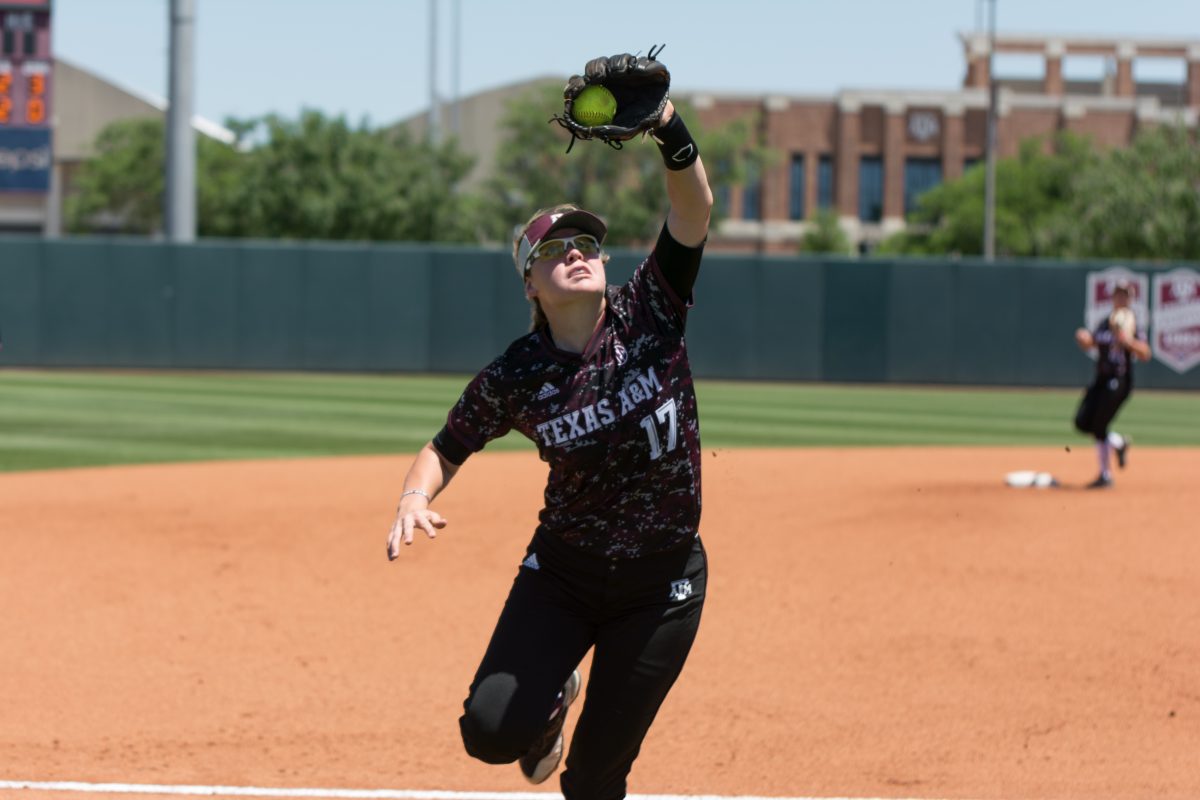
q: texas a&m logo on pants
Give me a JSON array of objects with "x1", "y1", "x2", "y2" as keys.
[
  {"x1": 668, "y1": 578, "x2": 693, "y2": 602},
  {"x1": 1151, "y1": 268, "x2": 1200, "y2": 374}
]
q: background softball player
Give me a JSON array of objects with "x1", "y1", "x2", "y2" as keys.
[
  {"x1": 1073, "y1": 279, "x2": 1152, "y2": 488},
  {"x1": 386, "y1": 50, "x2": 713, "y2": 800}
]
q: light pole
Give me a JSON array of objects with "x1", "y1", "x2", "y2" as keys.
[
  {"x1": 983, "y1": 0, "x2": 997, "y2": 261},
  {"x1": 451, "y1": 0, "x2": 460, "y2": 136},
  {"x1": 165, "y1": 0, "x2": 196, "y2": 242},
  {"x1": 428, "y1": 0, "x2": 440, "y2": 144}
]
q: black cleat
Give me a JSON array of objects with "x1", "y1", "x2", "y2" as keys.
[
  {"x1": 1086, "y1": 474, "x2": 1113, "y2": 489},
  {"x1": 1115, "y1": 440, "x2": 1129, "y2": 469},
  {"x1": 519, "y1": 669, "x2": 581, "y2": 784}
]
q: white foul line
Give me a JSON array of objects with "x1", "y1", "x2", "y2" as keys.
[{"x1": 0, "y1": 780, "x2": 965, "y2": 800}]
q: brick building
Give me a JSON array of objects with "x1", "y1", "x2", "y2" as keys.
[{"x1": 691, "y1": 33, "x2": 1200, "y2": 253}]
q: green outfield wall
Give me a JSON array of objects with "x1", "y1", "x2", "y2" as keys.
[{"x1": 1, "y1": 236, "x2": 1197, "y2": 389}]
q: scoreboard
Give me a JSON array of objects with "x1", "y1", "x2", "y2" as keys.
[{"x1": 0, "y1": 0, "x2": 51, "y2": 192}]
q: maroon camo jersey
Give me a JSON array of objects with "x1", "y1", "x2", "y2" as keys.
[
  {"x1": 1091, "y1": 316, "x2": 1147, "y2": 381},
  {"x1": 435, "y1": 240, "x2": 702, "y2": 558}
]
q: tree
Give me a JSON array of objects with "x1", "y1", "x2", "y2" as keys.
[
  {"x1": 66, "y1": 117, "x2": 242, "y2": 236},
  {"x1": 1064, "y1": 125, "x2": 1200, "y2": 260},
  {"x1": 67, "y1": 110, "x2": 479, "y2": 242},
  {"x1": 879, "y1": 126, "x2": 1200, "y2": 261},
  {"x1": 478, "y1": 84, "x2": 772, "y2": 248},
  {"x1": 879, "y1": 132, "x2": 1095, "y2": 258},
  {"x1": 220, "y1": 111, "x2": 477, "y2": 242},
  {"x1": 800, "y1": 208, "x2": 851, "y2": 255}
]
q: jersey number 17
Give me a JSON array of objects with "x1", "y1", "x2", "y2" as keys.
[{"x1": 639, "y1": 398, "x2": 679, "y2": 460}]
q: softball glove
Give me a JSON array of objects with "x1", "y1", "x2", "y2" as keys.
[{"x1": 552, "y1": 44, "x2": 671, "y2": 151}]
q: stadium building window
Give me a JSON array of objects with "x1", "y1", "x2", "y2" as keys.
[
  {"x1": 817, "y1": 155, "x2": 835, "y2": 210},
  {"x1": 742, "y1": 163, "x2": 762, "y2": 221},
  {"x1": 714, "y1": 159, "x2": 731, "y2": 218},
  {"x1": 2, "y1": 31, "x2": 13, "y2": 56},
  {"x1": 858, "y1": 156, "x2": 883, "y2": 222},
  {"x1": 904, "y1": 157, "x2": 943, "y2": 215},
  {"x1": 789, "y1": 155, "x2": 805, "y2": 220},
  {"x1": 23, "y1": 31, "x2": 34, "y2": 56}
]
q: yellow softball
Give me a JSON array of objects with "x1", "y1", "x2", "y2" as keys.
[{"x1": 572, "y1": 85, "x2": 617, "y2": 126}]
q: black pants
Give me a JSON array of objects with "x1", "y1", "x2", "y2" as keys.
[
  {"x1": 1074, "y1": 375, "x2": 1131, "y2": 440},
  {"x1": 459, "y1": 530, "x2": 707, "y2": 800}
]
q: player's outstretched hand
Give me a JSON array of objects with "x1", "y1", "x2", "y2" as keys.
[{"x1": 387, "y1": 509, "x2": 448, "y2": 559}]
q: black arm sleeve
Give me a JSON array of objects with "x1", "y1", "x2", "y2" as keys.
[
  {"x1": 431, "y1": 425, "x2": 471, "y2": 466},
  {"x1": 654, "y1": 222, "x2": 704, "y2": 301}
]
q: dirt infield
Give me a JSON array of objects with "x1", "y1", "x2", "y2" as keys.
[{"x1": 2, "y1": 446, "x2": 1198, "y2": 799}]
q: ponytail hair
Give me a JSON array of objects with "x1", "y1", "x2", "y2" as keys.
[{"x1": 529, "y1": 298, "x2": 548, "y2": 331}]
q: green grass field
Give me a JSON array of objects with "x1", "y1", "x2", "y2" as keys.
[{"x1": 1, "y1": 369, "x2": 1197, "y2": 472}]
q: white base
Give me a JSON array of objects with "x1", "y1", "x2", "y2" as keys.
[{"x1": 1005, "y1": 470, "x2": 1058, "y2": 488}]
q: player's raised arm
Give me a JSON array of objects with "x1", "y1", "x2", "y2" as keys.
[
  {"x1": 552, "y1": 46, "x2": 712, "y2": 247},
  {"x1": 1118, "y1": 328, "x2": 1152, "y2": 361},
  {"x1": 655, "y1": 100, "x2": 712, "y2": 248}
]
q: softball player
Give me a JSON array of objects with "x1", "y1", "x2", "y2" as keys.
[
  {"x1": 386, "y1": 97, "x2": 712, "y2": 799},
  {"x1": 1072, "y1": 279, "x2": 1151, "y2": 488}
]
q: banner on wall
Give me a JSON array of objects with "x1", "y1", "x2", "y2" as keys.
[
  {"x1": 1150, "y1": 268, "x2": 1200, "y2": 374},
  {"x1": 0, "y1": 127, "x2": 51, "y2": 190},
  {"x1": 1084, "y1": 267, "x2": 1149, "y2": 341}
]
